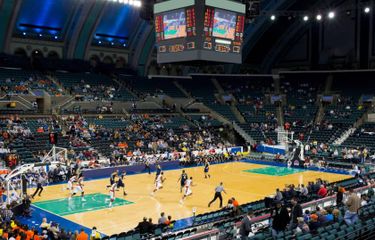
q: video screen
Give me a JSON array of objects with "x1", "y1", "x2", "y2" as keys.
[
  {"x1": 212, "y1": 9, "x2": 237, "y2": 40},
  {"x1": 163, "y1": 9, "x2": 187, "y2": 40}
]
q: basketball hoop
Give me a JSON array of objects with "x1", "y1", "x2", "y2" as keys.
[{"x1": 276, "y1": 127, "x2": 294, "y2": 151}]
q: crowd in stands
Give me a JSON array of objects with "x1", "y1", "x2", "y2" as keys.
[
  {"x1": 0, "y1": 73, "x2": 62, "y2": 96},
  {"x1": 0, "y1": 217, "x2": 101, "y2": 240},
  {"x1": 237, "y1": 174, "x2": 375, "y2": 239}
]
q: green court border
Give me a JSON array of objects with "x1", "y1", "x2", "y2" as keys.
[{"x1": 33, "y1": 193, "x2": 134, "y2": 216}]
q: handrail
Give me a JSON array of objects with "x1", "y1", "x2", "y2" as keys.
[{"x1": 180, "y1": 229, "x2": 219, "y2": 240}]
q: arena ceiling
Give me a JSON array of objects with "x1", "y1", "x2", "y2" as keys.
[
  {"x1": 0, "y1": 0, "x2": 356, "y2": 74},
  {"x1": 0, "y1": 0, "x2": 151, "y2": 63}
]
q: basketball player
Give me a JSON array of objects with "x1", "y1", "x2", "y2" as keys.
[
  {"x1": 180, "y1": 177, "x2": 194, "y2": 204},
  {"x1": 151, "y1": 172, "x2": 165, "y2": 196},
  {"x1": 67, "y1": 175, "x2": 77, "y2": 192},
  {"x1": 107, "y1": 170, "x2": 119, "y2": 188},
  {"x1": 70, "y1": 176, "x2": 86, "y2": 201},
  {"x1": 117, "y1": 172, "x2": 127, "y2": 196},
  {"x1": 177, "y1": 170, "x2": 188, "y2": 193},
  {"x1": 155, "y1": 164, "x2": 162, "y2": 178},
  {"x1": 204, "y1": 160, "x2": 211, "y2": 179},
  {"x1": 107, "y1": 182, "x2": 117, "y2": 208}
]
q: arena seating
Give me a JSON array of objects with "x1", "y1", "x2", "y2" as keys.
[
  {"x1": 342, "y1": 123, "x2": 375, "y2": 150},
  {"x1": 123, "y1": 76, "x2": 186, "y2": 98},
  {"x1": 55, "y1": 72, "x2": 123, "y2": 100},
  {"x1": 218, "y1": 75, "x2": 274, "y2": 104},
  {"x1": 0, "y1": 68, "x2": 61, "y2": 95},
  {"x1": 105, "y1": 173, "x2": 374, "y2": 240}
]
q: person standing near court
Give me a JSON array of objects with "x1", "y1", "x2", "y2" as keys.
[
  {"x1": 289, "y1": 197, "x2": 302, "y2": 230},
  {"x1": 144, "y1": 160, "x2": 151, "y2": 174},
  {"x1": 32, "y1": 173, "x2": 46, "y2": 198},
  {"x1": 208, "y1": 182, "x2": 226, "y2": 208},
  {"x1": 239, "y1": 209, "x2": 254, "y2": 239}
]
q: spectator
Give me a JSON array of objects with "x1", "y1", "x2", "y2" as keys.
[
  {"x1": 274, "y1": 189, "x2": 283, "y2": 202},
  {"x1": 317, "y1": 185, "x2": 327, "y2": 198},
  {"x1": 239, "y1": 210, "x2": 254, "y2": 240},
  {"x1": 271, "y1": 201, "x2": 289, "y2": 237},
  {"x1": 295, "y1": 217, "x2": 309, "y2": 234},
  {"x1": 135, "y1": 217, "x2": 151, "y2": 234},
  {"x1": 147, "y1": 218, "x2": 155, "y2": 234},
  {"x1": 90, "y1": 227, "x2": 101, "y2": 240},
  {"x1": 76, "y1": 229, "x2": 89, "y2": 240},
  {"x1": 336, "y1": 186, "x2": 345, "y2": 206},
  {"x1": 299, "y1": 184, "x2": 308, "y2": 199},
  {"x1": 158, "y1": 212, "x2": 167, "y2": 225},
  {"x1": 360, "y1": 194, "x2": 368, "y2": 206},
  {"x1": 40, "y1": 218, "x2": 50, "y2": 232},
  {"x1": 165, "y1": 216, "x2": 173, "y2": 229},
  {"x1": 344, "y1": 188, "x2": 361, "y2": 225},
  {"x1": 308, "y1": 214, "x2": 320, "y2": 233},
  {"x1": 289, "y1": 197, "x2": 302, "y2": 230}
]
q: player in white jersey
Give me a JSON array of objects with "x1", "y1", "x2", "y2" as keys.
[
  {"x1": 67, "y1": 175, "x2": 77, "y2": 192},
  {"x1": 69, "y1": 176, "x2": 86, "y2": 201},
  {"x1": 180, "y1": 177, "x2": 194, "y2": 204},
  {"x1": 108, "y1": 182, "x2": 117, "y2": 208},
  {"x1": 151, "y1": 172, "x2": 165, "y2": 196}
]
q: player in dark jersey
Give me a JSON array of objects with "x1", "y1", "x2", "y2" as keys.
[
  {"x1": 155, "y1": 164, "x2": 162, "y2": 178},
  {"x1": 177, "y1": 170, "x2": 188, "y2": 193},
  {"x1": 117, "y1": 172, "x2": 127, "y2": 196},
  {"x1": 204, "y1": 160, "x2": 211, "y2": 179},
  {"x1": 107, "y1": 170, "x2": 119, "y2": 188}
]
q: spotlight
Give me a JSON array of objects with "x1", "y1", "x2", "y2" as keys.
[
  {"x1": 54, "y1": 36, "x2": 58, "y2": 39},
  {"x1": 119, "y1": 0, "x2": 124, "y2": 3},
  {"x1": 303, "y1": 16, "x2": 309, "y2": 21},
  {"x1": 316, "y1": 14, "x2": 322, "y2": 21},
  {"x1": 111, "y1": 42, "x2": 114, "y2": 45},
  {"x1": 39, "y1": 33, "x2": 42, "y2": 37},
  {"x1": 123, "y1": 44, "x2": 126, "y2": 47},
  {"x1": 328, "y1": 11, "x2": 335, "y2": 19},
  {"x1": 22, "y1": 32, "x2": 26, "y2": 36},
  {"x1": 124, "y1": 0, "x2": 129, "y2": 3},
  {"x1": 270, "y1": 15, "x2": 276, "y2": 21},
  {"x1": 98, "y1": 41, "x2": 102, "y2": 44},
  {"x1": 129, "y1": 0, "x2": 134, "y2": 5},
  {"x1": 364, "y1": 7, "x2": 370, "y2": 13},
  {"x1": 134, "y1": 0, "x2": 141, "y2": 7}
]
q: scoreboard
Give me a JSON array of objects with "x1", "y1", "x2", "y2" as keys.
[{"x1": 154, "y1": 0, "x2": 246, "y2": 64}]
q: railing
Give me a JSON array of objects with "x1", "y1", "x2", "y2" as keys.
[{"x1": 184, "y1": 183, "x2": 375, "y2": 240}]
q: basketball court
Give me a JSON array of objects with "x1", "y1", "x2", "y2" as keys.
[{"x1": 28, "y1": 161, "x2": 350, "y2": 235}]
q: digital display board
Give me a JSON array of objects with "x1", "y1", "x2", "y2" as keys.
[
  {"x1": 212, "y1": 9, "x2": 236, "y2": 40},
  {"x1": 154, "y1": 0, "x2": 246, "y2": 64},
  {"x1": 163, "y1": 9, "x2": 187, "y2": 40}
]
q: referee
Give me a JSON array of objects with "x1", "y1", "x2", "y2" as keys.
[
  {"x1": 208, "y1": 182, "x2": 226, "y2": 208},
  {"x1": 32, "y1": 173, "x2": 46, "y2": 198}
]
